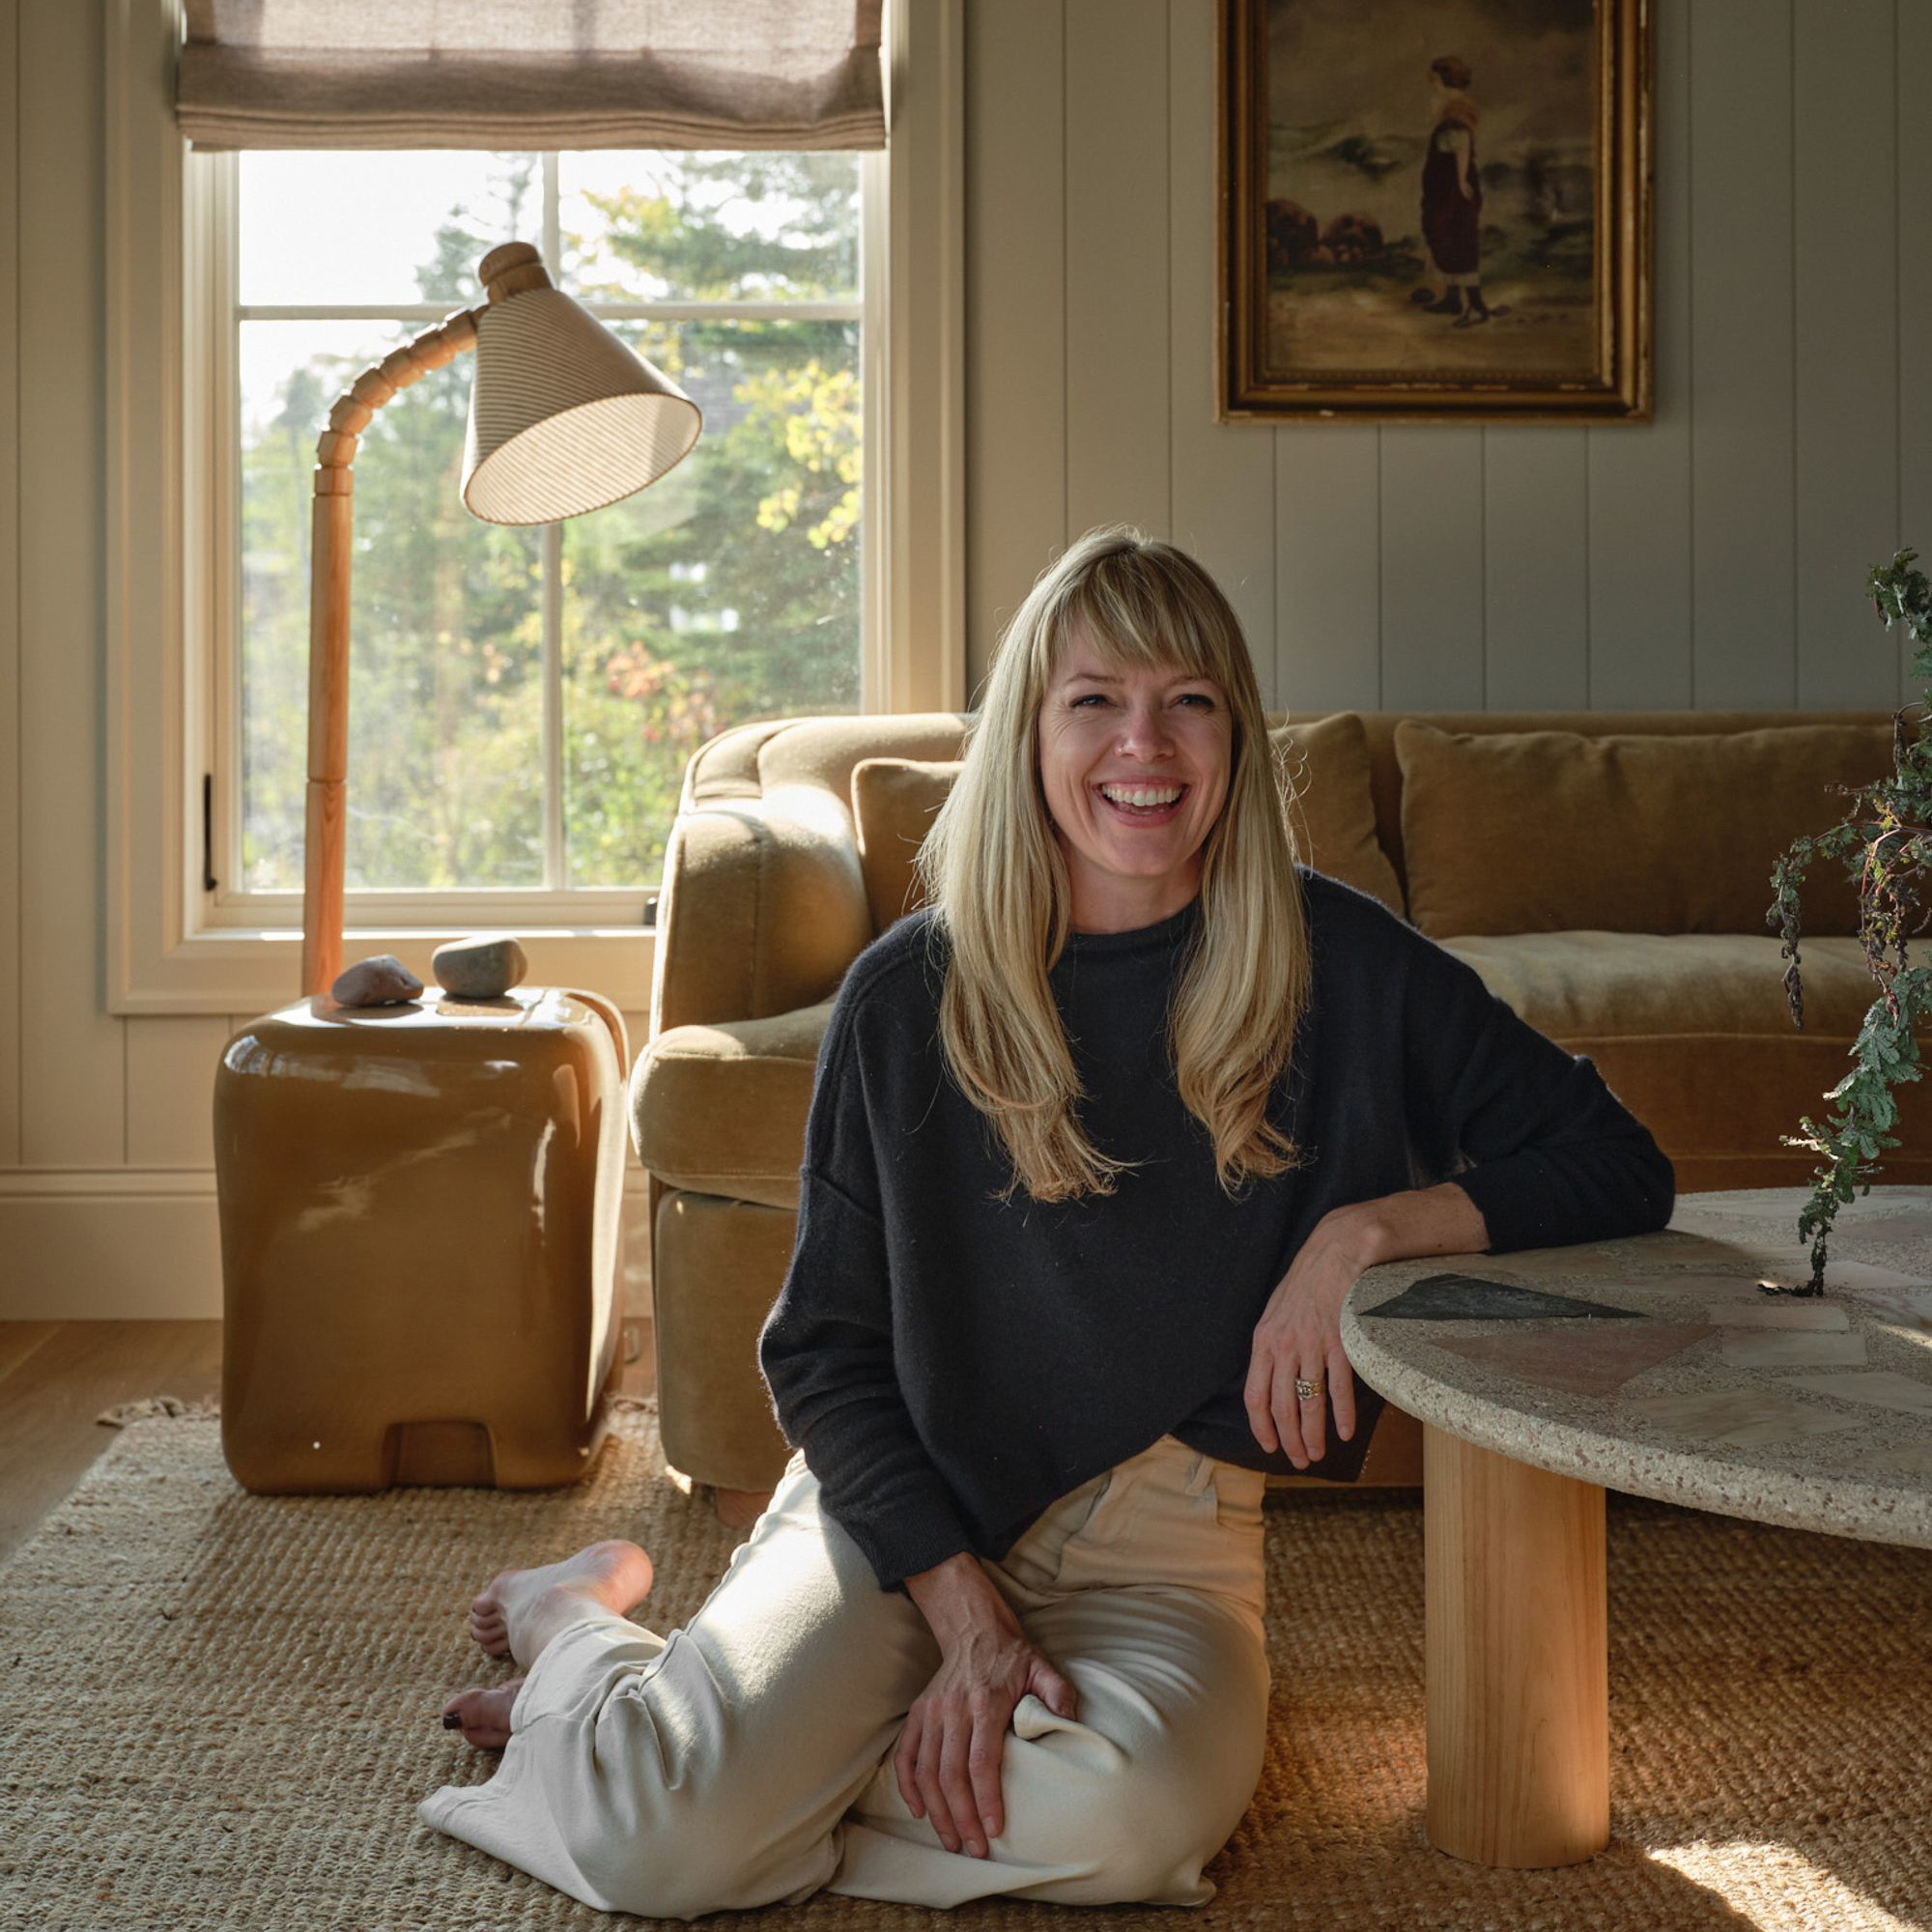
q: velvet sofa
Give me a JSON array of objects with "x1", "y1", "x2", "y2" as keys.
[{"x1": 631, "y1": 707, "x2": 1931, "y2": 1507}]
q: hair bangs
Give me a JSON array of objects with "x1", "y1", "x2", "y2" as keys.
[{"x1": 1048, "y1": 554, "x2": 1220, "y2": 688}]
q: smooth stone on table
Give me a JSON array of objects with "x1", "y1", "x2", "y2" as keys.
[
  {"x1": 329, "y1": 953, "x2": 423, "y2": 1007},
  {"x1": 432, "y1": 933, "x2": 527, "y2": 999}
]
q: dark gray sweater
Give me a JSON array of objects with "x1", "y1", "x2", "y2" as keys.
[{"x1": 757, "y1": 868, "x2": 1675, "y2": 1593}]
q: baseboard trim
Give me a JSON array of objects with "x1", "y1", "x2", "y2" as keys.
[
  {"x1": 0, "y1": 1178, "x2": 224, "y2": 1318},
  {"x1": 0, "y1": 1168, "x2": 216, "y2": 1197},
  {"x1": 0, "y1": 1169, "x2": 655, "y2": 1320}
]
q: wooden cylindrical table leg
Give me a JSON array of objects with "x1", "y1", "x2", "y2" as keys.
[{"x1": 1423, "y1": 1423, "x2": 1608, "y2": 1867}]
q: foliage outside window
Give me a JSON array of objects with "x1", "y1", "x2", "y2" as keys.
[{"x1": 236, "y1": 150, "x2": 864, "y2": 899}]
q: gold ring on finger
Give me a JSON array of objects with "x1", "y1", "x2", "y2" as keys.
[{"x1": 1294, "y1": 1377, "x2": 1325, "y2": 1400}]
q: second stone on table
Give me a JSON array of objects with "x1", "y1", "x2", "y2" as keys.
[{"x1": 433, "y1": 933, "x2": 527, "y2": 1000}]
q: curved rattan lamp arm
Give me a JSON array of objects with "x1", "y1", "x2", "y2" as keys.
[
  {"x1": 298, "y1": 250, "x2": 554, "y2": 997},
  {"x1": 300, "y1": 313, "x2": 475, "y2": 996}
]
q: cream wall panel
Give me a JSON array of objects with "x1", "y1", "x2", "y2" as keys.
[
  {"x1": 1904, "y1": 0, "x2": 1932, "y2": 696},
  {"x1": 1167, "y1": 0, "x2": 1273, "y2": 695},
  {"x1": 1274, "y1": 430, "x2": 1379, "y2": 714},
  {"x1": 1689, "y1": 0, "x2": 1796, "y2": 709},
  {"x1": 1793, "y1": 0, "x2": 1899, "y2": 710},
  {"x1": 126, "y1": 1016, "x2": 229, "y2": 1170},
  {"x1": 0, "y1": 0, "x2": 18, "y2": 1169},
  {"x1": 963, "y1": 0, "x2": 1066, "y2": 696},
  {"x1": 1586, "y1": 0, "x2": 1692, "y2": 710},
  {"x1": 1065, "y1": 0, "x2": 1171, "y2": 543},
  {"x1": 0, "y1": 1185, "x2": 223, "y2": 1319},
  {"x1": 1379, "y1": 428, "x2": 1486, "y2": 710},
  {"x1": 19, "y1": 0, "x2": 120, "y2": 1166},
  {"x1": 1483, "y1": 430, "x2": 1589, "y2": 711}
]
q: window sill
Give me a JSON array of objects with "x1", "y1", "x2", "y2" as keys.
[{"x1": 109, "y1": 922, "x2": 657, "y2": 1017}]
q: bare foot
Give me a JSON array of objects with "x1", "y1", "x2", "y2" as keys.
[
  {"x1": 441, "y1": 1677, "x2": 525, "y2": 1749},
  {"x1": 469, "y1": 1540, "x2": 655, "y2": 1664}
]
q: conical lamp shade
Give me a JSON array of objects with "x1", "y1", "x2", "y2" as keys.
[{"x1": 461, "y1": 287, "x2": 703, "y2": 526}]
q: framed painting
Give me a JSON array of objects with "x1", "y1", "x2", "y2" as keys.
[{"x1": 1217, "y1": 0, "x2": 1652, "y2": 421}]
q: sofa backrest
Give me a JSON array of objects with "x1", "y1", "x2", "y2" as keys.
[
  {"x1": 681, "y1": 706, "x2": 1911, "y2": 941},
  {"x1": 682, "y1": 712, "x2": 973, "y2": 813},
  {"x1": 1350, "y1": 709, "x2": 1908, "y2": 906}
]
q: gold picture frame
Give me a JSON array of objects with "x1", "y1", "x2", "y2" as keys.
[{"x1": 1217, "y1": 0, "x2": 1652, "y2": 423}]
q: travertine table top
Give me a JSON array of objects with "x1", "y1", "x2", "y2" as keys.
[{"x1": 1340, "y1": 1185, "x2": 1932, "y2": 1548}]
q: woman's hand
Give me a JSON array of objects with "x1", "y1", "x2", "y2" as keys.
[
  {"x1": 1247, "y1": 1187, "x2": 1491, "y2": 1463},
  {"x1": 1244, "y1": 1208, "x2": 1371, "y2": 1466},
  {"x1": 893, "y1": 1605, "x2": 1078, "y2": 1860}
]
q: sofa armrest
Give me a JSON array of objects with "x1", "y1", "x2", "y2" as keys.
[
  {"x1": 652, "y1": 780, "x2": 873, "y2": 1037},
  {"x1": 631, "y1": 1000, "x2": 833, "y2": 1209}
]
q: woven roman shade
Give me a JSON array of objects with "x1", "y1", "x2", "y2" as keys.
[{"x1": 177, "y1": 0, "x2": 886, "y2": 152}]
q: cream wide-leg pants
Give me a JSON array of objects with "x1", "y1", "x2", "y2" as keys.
[{"x1": 418, "y1": 1433, "x2": 1271, "y2": 1919}]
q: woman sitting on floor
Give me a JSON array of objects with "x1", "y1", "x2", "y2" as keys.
[{"x1": 420, "y1": 525, "x2": 1674, "y2": 1918}]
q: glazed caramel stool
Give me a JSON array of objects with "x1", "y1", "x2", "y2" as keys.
[{"x1": 213, "y1": 985, "x2": 630, "y2": 1493}]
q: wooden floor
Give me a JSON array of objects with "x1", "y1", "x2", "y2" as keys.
[{"x1": 0, "y1": 1318, "x2": 656, "y2": 1568}]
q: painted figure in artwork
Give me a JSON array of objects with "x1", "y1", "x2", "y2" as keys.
[{"x1": 1419, "y1": 54, "x2": 1489, "y2": 327}]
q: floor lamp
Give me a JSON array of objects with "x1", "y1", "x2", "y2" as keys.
[
  {"x1": 214, "y1": 242, "x2": 701, "y2": 1496},
  {"x1": 302, "y1": 239, "x2": 702, "y2": 995}
]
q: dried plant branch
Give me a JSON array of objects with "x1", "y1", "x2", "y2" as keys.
[{"x1": 1768, "y1": 549, "x2": 1932, "y2": 1291}]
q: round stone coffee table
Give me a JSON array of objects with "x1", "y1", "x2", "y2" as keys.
[{"x1": 1340, "y1": 1184, "x2": 1932, "y2": 1871}]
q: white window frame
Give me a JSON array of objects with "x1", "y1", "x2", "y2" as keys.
[
  {"x1": 202, "y1": 153, "x2": 869, "y2": 931},
  {"x1": 104, "y1": 0, "x2": 963, "y2": 1016}
]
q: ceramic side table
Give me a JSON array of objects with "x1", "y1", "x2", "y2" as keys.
[
  {"x1": 213, "y1": 985, "x2": 629, "y2": 1493},
  {"x1": 1341, "y1": 1185, "x2": 1932, "y2": 1871}
]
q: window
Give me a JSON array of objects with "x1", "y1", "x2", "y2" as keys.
[
  {"x1": 217, "y1": 147, "x2": 872, "y2": 926},
  {"x1": 106, "y1": 0, "x2": 962, "y2": 1015}
]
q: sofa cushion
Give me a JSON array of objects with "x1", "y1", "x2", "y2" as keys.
[
  {"x1": 1275, "y1": 713, "x2": 1405, "y2": 913},
  {"x1": 1445, "y1": 931, "x2": 1932, "y2": 1186},
  {"x1": 1395, "y1": 719, "x2": 1894, "y2": 938},
  {"x1": 851, "y1": 757, "x2": 956, "y2": 933},
  {"x1": 631, "y1": 1001, "x2": 832, "y2": 1210},
  {"x1": 1444, "y1": 932, "x2": 1886, "y2": 1039},
  {"x1": 851, "y1": 711, "x2": 1405, "y2": 933}
]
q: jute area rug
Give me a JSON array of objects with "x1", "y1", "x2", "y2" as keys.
[{"x1": 2, "y1": 1405, "x2": 1929, "y2": 1932}]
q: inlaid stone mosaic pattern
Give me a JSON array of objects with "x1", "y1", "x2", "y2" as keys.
[
  {"x1": 1366, "y1": 1275, "x2": 1645, "y2": 1322},
  {"x1": 1339, "y1": 1186, "x2": 1932, "y2": 1548}
]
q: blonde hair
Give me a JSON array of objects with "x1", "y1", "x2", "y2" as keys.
[{"x1": 916, "y1": 524, "x2": 1313, "y2": 1204}]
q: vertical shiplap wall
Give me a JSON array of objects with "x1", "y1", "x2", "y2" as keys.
[
  {"x1": 19, "y1": 0, "x2": 121, "y2": 1169},
  {"x1": 0, "y1": 0, "x2": 17, "y2": 1173},
  {"x1": 965, "y1": 0, "x2": 1929, "y2": 715},
  {"x1": 1908, "y1": 5, "x2": 1932, "y2": 586}
]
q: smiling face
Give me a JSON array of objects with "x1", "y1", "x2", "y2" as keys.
[{"x1": 1036, "y1": 629, "x2": 1234, "y2": 933}]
